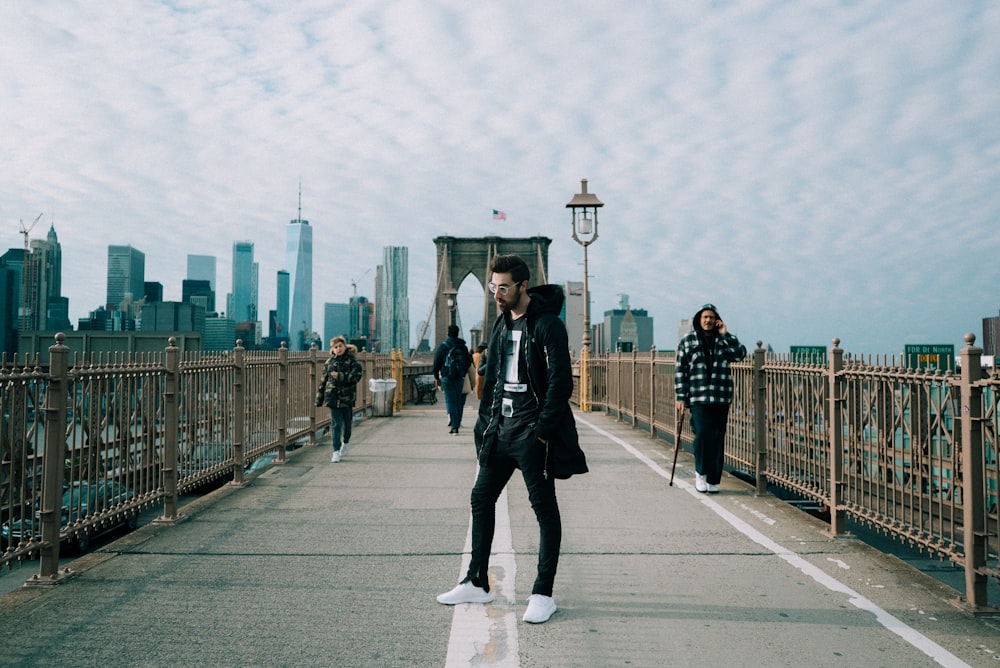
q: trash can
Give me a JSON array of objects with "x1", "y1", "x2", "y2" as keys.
[{"x1": 369, "y1": 378, "x2": 398, "y2": 417}]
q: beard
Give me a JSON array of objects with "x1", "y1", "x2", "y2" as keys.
[{"x1": 494, "y1": 286, "x2": 521, "y2": 313}]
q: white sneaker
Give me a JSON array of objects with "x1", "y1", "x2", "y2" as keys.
[
  {"x1": 331, "y1": 450, "x2": 341, "y2": 463},
  {"x1": 706, "y1": 482, "x2": 720, "y2": 493},
  {"x1": 695, "y1": 473, "x2": 708, "y2": 493},
  {"x1": 341, "y1": 442, "x2": 349, "y2": 456},
  {"x1": 523, "y1": 594, "x2": 557, "y2": 623},
  {"x1": 436, "y1": 581, "x2": 494, "y2": 605}
]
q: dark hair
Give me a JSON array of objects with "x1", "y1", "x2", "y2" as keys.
[
  {"x1": 447, "y1": 324, "x2": 459, "y2": 337},
  {"x1": 489, "y1": 254, "x2": 530, "y2": 285}
]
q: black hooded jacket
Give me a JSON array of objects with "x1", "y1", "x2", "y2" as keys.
[{"x1": 473, "y1": 284, "x2": 588, "y2": 479}]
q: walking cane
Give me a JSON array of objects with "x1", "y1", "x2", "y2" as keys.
[{"x1": 670, "y1": 408, "x2": 684, "y2": 486}]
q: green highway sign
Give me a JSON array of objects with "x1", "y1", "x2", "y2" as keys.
[
  {"x1": 903, "y1": 344, "x2": 954, "y2": 371},
  {"x1": 790, "y1": 345, "x2": 827, "y2": 363}
]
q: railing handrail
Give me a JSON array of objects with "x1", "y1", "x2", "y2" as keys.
[
  {"x1": 0, "y1": 336, "x2": 427, "y2": 584},
  {"x1": 576, "y1": 337, "x2": 998, "y2": 612},
  {"x1": 3, "y1": 333, "x2": 995, "y2": 611}
]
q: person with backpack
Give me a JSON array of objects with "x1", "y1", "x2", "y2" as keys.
[{"x1": 433, "y1": 324, "x2": 472, "y2": 435}]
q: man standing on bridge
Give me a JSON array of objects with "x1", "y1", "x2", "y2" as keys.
[
  {"x1": 436, "y1": 253, "x2": 587, "y2": 624},
  {"x1": 674, "y1": 303, "x2": 746, "y2": 493}
]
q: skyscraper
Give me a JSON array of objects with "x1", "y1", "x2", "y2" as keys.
[
  {"x1": 561, "y1": 280, "x2": 584, "y2": 357},
  {"x1": 182, "y1": 279, "x2": 215, "y2": 313},
  {"x1": 349, "y1": 295, "x2": 372, "y2": 345},
  {"x1": 41, "y1": 224, "x2": 70, "y2": 330},
  {"x1": 106, "y1": 245, "x2": 145, "y2": 311},
  {"x1": 286, "y1": 194, "x2": 312, "y2": 350},
  {"x1": 324, "y1": 302, "x2": 350, "y2": 345},
  {"x1": 44, "y1": 224, "x2": 62, "y2": 303},
  {"x1": 227, "y1": 241, "x2": 257, "y2": 323},
  {"x1": 187, "y1": 254, "x2": 216, "y2": 294},
  {"x1": 276, "y1": 269, "x2": 289, "y2": 338},
  {"x1": 376, "y1": 246, "x2": 409, "y2": 353},
  {"x1": 596, "y1": 295, "x2": 655, "y2": 353}
]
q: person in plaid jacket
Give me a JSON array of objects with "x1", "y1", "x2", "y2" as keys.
[{"x1": 674, "y1": 303, "x2": 746, "y2": 493}]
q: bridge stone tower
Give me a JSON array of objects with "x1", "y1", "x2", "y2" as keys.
[{"x1": 431, "y1": 236, "x2": 551, "y2": 348}]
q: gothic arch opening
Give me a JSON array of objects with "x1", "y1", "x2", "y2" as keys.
[{"x1": 423, "y1": 236, "x2": 551, "y2": 351}]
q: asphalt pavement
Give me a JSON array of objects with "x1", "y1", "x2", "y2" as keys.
[{"x1": 0, "y1": 399, "x2": 998, "y2": 667}]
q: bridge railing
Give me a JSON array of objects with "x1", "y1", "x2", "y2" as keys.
[
  {"x1": 5, "y1": 332, "x2": 994, "y2": 610},
  {"x1": 0, "y1": 336, "x2": 421, "y2": 584},
  {"x1": 578, "y1": 336, "x2": 998, "y2": 612}
]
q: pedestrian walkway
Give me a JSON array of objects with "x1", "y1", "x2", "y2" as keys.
[{"x1": 0, "y1": 401, "x2": 997, "y2": 667}]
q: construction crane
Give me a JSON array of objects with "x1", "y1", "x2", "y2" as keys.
[
  {"x1": 18, "y1": 213, "x2": 43, "y2": 332},
  {"x1": 350, "y1": 268, "x2": 372, "y2": 298}
]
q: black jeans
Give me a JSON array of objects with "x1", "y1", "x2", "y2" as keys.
[
  {"x1": 690, "y1": 403, "x2": 730, "y2": 485},
  {"x1": 464, "y1": 437, "x2": 561, "y2": 596},
  {"x1": 328, "y1": 406, "x2": 352, "y2": 451},
  {"x1": 441, "y1": 376, "x2": 464, "y2": 428}
]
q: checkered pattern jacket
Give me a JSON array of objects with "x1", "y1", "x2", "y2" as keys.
[{"x1": 674, "y1": 331, "x2": 746, "y2": 406}]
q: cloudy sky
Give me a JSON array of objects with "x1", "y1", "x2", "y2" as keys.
[{"x1": 3, "y1": 1, "x2": 998, "y2": 356}]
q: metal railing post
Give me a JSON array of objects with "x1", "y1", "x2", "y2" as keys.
[
  {"x1": 156, "y1": 337, "x2": 183, "y2": 524},
  {"x1": 753, "y1": 341, "x2": 768, "y2": 496},
  {"x1": 649, "y1": 346, "x2": 657, "y2": 439},
  {"x1": 630, "y1": 348, "x2": 638, "y2": 430},
  {"x1": 615, "y1": 352, "x2": 623, "y2": 423},
  {"x1": 828, "y1": 338, "x2": 846, "y2": 536},
  {"x1": 230, "y1": 340, "x2": 245, "y2": 486},
  {"x1": 309, "y1": 343, "x2": 323, "y2": 445},
  {"x1": 958, "y1": 333, "x2": 989, "y2": 611},
  {"x1": 29, "y1": 333, "x2": 72, "y2": 585},
  {"x1": 278, "y1": 342, "x2": 289, "y2": 459},
  {"x1": 394, "y1": 349, "x2": 404, "y2": 411}
]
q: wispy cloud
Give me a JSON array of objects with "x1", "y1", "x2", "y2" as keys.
[{"x1": 1, "y1": 1, "x2": 997, "y2": 354}]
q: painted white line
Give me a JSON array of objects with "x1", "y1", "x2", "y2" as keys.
[
  {"x1": 444, "y1": 484, "x2": 519, "y2": 667},
  {"x1": 576, "y1": 414, "x2": 971, "y2": 668},
  {"x1": 827, "y1": 557, "x2": 851, "y2": 570},
  {"x1": 739, "y1": 502, "x2": 777, "y2": 526}
]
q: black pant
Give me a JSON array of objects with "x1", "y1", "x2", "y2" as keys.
[
  {"x1": 328, "y1": 406, "x2": 352, "y2": 451},
  {"x1": 690, "y1": 403, "x2": 730, "y2": 485},
  {"x1": 441, "y1": 376, "x2": 464, "y2": 428},
  {"x1": 465, "y1": 437, "x2": 561, "y2": 596}
]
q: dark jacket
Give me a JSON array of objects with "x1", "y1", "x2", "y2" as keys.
[
  {"x1": 432, "y1": 335, "x2": 471, "y2": 381},
  {"x1": 315, "y1": 346, "x2": 364, "y2": 409},
  {"x1": 474, "y1": 284, "x2": 588, "y2": 479}
]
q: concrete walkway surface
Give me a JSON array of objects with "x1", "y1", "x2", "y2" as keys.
[{"x1": 0, "y1": 401, "x2": 998, "y2": 667}]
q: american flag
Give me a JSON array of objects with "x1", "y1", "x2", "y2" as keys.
[{"x1": 492, "y1": 209, "x2": 507, "y2": 221}]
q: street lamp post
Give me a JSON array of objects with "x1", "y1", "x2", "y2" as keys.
[
  {"x1": 443, "y1": 288, "x2": 458, "y2": 329},
  {"x1": 567, "y1": 178, "x2": 603, "y2": 412}
]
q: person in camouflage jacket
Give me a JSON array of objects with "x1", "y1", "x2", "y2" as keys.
[{"x1": 316, "y1": 336, "x2": 363, "y2": 462}]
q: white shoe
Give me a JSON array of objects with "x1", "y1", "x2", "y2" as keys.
[
  {"x1": 706, "y1": 482, "x2": 719, "y2": 493},
  {"x1": 523, "y1": 594, "x2": 557, "y2": 623},
  {"x1": 436, "y1": 581, "x2": 494, "y2": 605},
  {"x1": 341, "y1": 442, "x2": 349, "y2": 456},
  {"x1": 695, "y1": 473, "x2": 708, "y2": 493},
  {"x1": 331, "y1": 450, "x2": 341, "y2": 463}
]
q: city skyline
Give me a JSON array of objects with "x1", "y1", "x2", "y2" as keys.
[{"x1": 3, "y1": 4, "x2": 999, "y2": 354}]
